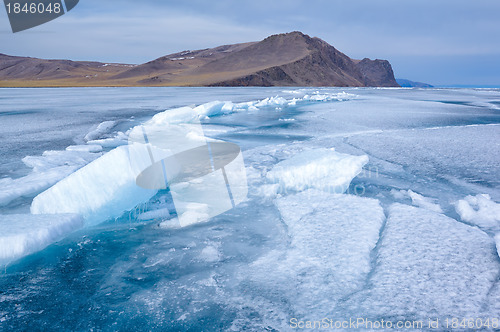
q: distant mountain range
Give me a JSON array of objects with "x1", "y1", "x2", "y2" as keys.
[
  {"x1": 0, "y1": 31, "x2": 399, "y2": 87},
  {"x1": 396, "y1": 78, "x2": 433, "y2": 88}
]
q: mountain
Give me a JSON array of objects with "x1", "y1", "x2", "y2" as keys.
[
  {"x1": 396, "y1": 78, "x2": 433, "y2": 88},
  {"x1": 0, "y1": 32, "x2": 399, "y2": 87},
  {"x1": 0, "y1": 53, "x2": 135, "y2": 86}
]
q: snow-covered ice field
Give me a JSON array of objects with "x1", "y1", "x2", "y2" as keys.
[{"x1": 0, "y1": 87, "x2": 499, "y2": 330}]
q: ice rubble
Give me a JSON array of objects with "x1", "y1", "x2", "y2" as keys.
[
  {"x1": 246, "y1": 190, "x2": 385, "y2": 319},
  {"x1": 191, "y1": 96, "x2": 293, "y2": 119},
  {"x1": 0, "y1": 213, "x2": 83, "y2": 265},
  {"x1": 455, "y1": 194, "x2": 500, "y2": 230},
  {"x1": 22, "y1": 148, "x2": 102, "y2": 172},
  {"x1": 86, "y1": 132, "x2": 129, "y2": 148},
  {"x1": 66, "y1": 144, "x2": 103, "y2": 153},
  {"x1": 391, "y1": 189, "x2": 443, "y2": 213},
  {"x1": 14, "y1": 92, "x2": 349, "y2": 211},
  {"x1": 189, "y1": 91, "x2": 355, "y2": 119},
  {"x1": 84, "y1": 121, "x2": 116, "y2": 141},
  {"x1": 343, "y1": 203, "x2": 500, "y2": 323},
  {"x1": 30, "y1": 104, "x2": 231, "y2": 226},
  {"x1": 406, "y1": 190, "x2": 443, "y2": 213},
  {"x1": 0, "y1": 91, "x2": 357, "y2": 269},
  {"x1": 266, "y1": 148, "x2": 368, "y2": 194},
  {"x1": 31, "y1": 145, "x2": 157, "y2": 226},
  {"x1": 194, "y1": 101, "x2": 236, "y2": 117},
  {"x1": 29, "y1": 106, "x2": 207, "y2": 225},
  {"x1": 19, "y1": 94, "x2": 353, "y2": 235}
]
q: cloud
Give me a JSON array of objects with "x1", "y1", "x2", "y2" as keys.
[{"x1": 0, "y1": 4, "x2": 270, "y2": 63}]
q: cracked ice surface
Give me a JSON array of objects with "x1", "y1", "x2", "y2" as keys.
[
  {"x1": 342, "y1": 203, "x2": 500, "y2": 326},
  {"x1": 241, "y1": 189, "x2": 385, "y2": 321}
]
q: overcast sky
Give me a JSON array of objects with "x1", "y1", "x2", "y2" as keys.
[{"x1": 1, "y1": 0, "x2": 499, "y2": 86}]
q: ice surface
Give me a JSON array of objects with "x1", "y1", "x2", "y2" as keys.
[
  {"x1": 455, "y1": 194, "x2": 500, "y2": 230},
  {"x1": 266, "y1": 148, "x2": 368, "y2": 194},
  {"x1": 485, "y1": 282, "x2": 500, "y2": 323},
  {"x1": 343, "y1": 203, "x2": 500, "y2": 323},
  {"x1": 0, "y1": 213, "x2": 83, "y2": 265},
  {"x1": 1, "y1": 87, "x2": 499, "y2": 329},
  {"x1": 245, "y1": 190, "x2": 385, "y2": 319},
  {"x1": 346, "y1": 124, "x2": 500, "y2": 193},
  {"x1": 31, "y1": 146, "x2": 157, "y2": 226}
]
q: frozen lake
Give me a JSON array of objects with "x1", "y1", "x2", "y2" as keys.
[{"x1": 0, "y1": 87, "x2": 499, "y2": 330}]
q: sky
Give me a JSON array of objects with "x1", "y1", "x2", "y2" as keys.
[{"x1": 1, "y1": 0, "x2": 499, "y2": 86}]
